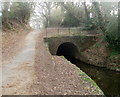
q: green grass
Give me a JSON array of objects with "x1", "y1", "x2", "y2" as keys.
[
  {"x1": 60, "y1": 56, "x2": 65, "y2": 59},
  {"x1": 108, "y1": 50, "x2": 119, "y2": 60},
  {"x1": 94, "y1": 42, "x2": 101, "y2": 48}
]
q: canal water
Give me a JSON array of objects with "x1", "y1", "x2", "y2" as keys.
[{"x1": 65, "y1": 56, "x2": 120, "y2": 96}]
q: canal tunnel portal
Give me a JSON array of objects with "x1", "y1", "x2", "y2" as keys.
[
  {"x1": 56, "y1": 42, "x2": 80, "y2": 60},
  {"x1": 44, "y1": 35, "x2": 98, "y2": 61}
]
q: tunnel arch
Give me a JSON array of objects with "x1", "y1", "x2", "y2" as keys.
[{"x1": 56, "y1": 42, "x2": 80, "y2": 60}]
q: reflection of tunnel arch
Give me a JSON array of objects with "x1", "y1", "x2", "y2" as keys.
[{"x1": 56, "y1": 42, "x2": 80, "y2": 60}]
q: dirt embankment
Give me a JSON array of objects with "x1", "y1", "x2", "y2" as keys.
[
  {"x1": 2, "y1": 20, "x2": 31, "y2": 64},
  {"x1": 81, "y1": 40, "x2": 120, "y2": 72}
]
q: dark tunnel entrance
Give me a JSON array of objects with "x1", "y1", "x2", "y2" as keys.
[{"x1": 56, "y1": 42, "x2": 80, "y2": 61}]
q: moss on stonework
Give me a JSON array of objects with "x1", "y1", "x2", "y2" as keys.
[
  {"x1": 60, "y1": 56, "x2": 66, "y2": 59},
  {"x1": 80, "y1": 36, "x2": 86, "y2": 41},
  {"x1": 73, "y1": 65, "x2": 104, "y2": 95}
]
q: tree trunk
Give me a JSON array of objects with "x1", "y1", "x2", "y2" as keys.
[
  {"x1": 3, "y1": 2, "x2": 10, "y2": 24},
  {"x1": 83, "y1": 2, "x2": 90, "y2": 22},
  {"x1": 92, "y1": 2, "x2": 106, "y2": 33},
  {"x1": 118, "y1": 2, "x2": 120, "y2": 38},
  {"x1": 46, "y1": 2, "x2": 51, "y2": 27}
]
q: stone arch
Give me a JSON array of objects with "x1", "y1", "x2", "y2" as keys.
[{"x1": 56, "y1": 42, "x2": 80, "y2": 60}]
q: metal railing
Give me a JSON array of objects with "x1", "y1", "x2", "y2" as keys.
[{"x1": 45, "y1": 27, "x2": 87, "y2": 37}]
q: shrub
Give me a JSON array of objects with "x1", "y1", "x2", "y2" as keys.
[{"x1": 105, "y1": 17, "x2": 120, "y2": 53}]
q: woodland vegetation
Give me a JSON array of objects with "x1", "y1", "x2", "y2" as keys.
[
  {"x1": 1, "y1": 2, "x2": 35, "y2": 30},
  {"x1": 1, "y1": 1, "x2": 120, "y2": 54}
]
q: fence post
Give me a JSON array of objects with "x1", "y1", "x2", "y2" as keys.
[
  {"x1": 58, "y1": 27, "x2": 59, "y2": 35},
  {"x1": 46, "y1": 27, "x2": 47, "y2": 37},
  {"x1": 69, "y1": 27, "x2": 70, "y2": 34}
]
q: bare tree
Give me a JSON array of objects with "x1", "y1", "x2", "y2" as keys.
[
  {"x1": 92, "y1": 1, "x2": 106, "y2": 33},
  {"x1": 37, "y1": 2, "x2": 57, "y2": 27},
  {"x1": 2, "y1": 2, "x2": 10, "y2": 24},
  {"x1": 83, "y1": 2, "x2": 90, "y2": 23}
]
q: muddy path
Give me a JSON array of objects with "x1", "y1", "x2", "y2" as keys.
[{"x1": 2, "y1": 30, "x2": 40, "y2": 95}]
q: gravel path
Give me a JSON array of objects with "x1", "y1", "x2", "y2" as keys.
[
  {"x1": 2, "y1": 30, "x2": 29, "y2": 65},
  {"x1": 2, "y1": 30, "x2": 40, "y2": 95}
]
